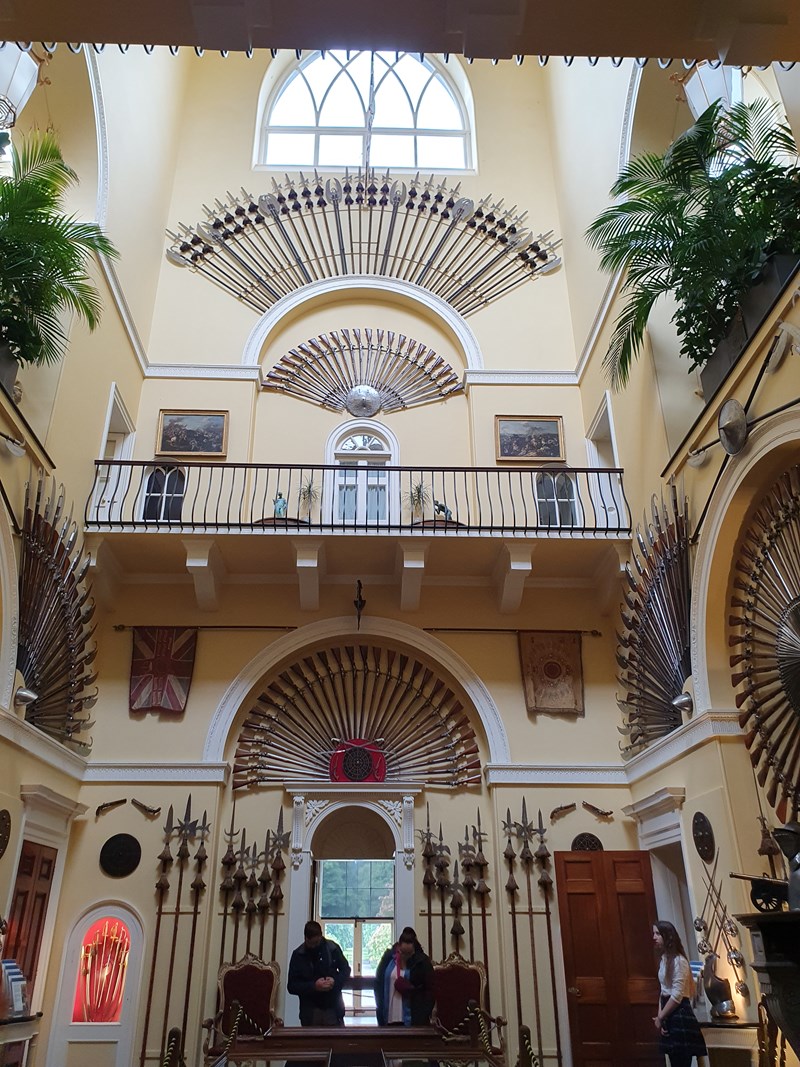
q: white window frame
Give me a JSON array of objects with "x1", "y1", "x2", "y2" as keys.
[
  {"x1": 324, "y1": 419, "x2": 400, "y2": 528},
  {"x1": 254, "y1": 51, "x2": 477, "y2": 174}
]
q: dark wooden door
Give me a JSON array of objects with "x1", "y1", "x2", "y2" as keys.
[
  {"x1": 555, "y1": 850, "x2": 661, "y2": 1067},
  {"x1": 5, "y1": 839, "x2": 58, "y2": 992}
]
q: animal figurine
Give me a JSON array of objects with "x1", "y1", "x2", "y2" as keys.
[{"x1": 433, "y1": 499, "x2": 452, "y2": 521}]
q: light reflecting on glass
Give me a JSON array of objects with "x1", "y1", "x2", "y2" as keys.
[
  {"x1": 417, "y1": 136, "x2": 465, "y2": 170},
  {"x1": 319, "y1": 73, "x2": 364, "y2": 127},
  {"x1": 373, "y1": 72, "x2": 414, "y2": 128},
  {"x1": 265, "y1": 132, "x2": 315, "y2": 166},
  {"x1": 269, "y1": 73, "x2": 315, "y2": 126},
  {"x1": 371, "y1": 134, "x2": 414, "y2": 168},
  {"x1": 418, "y1": 78, "x2": 462, "y2": 130},
  {"x1": 318, "y1": 134, "x2": 364, "y2": 167}
]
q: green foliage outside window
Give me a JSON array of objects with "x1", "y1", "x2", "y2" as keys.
[{"x1": 319, "y1": 859, "x2": 394, "y2": 919}]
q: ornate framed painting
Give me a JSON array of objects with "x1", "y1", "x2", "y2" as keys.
[
  {"x1": 518, "y1": 630, "x2": 584, "y2": 716},
  {"x1": 156, "y1": 410, "x2": 228, "y2": 458},
  {"x1": 495, "y1": 416, "x2": 564, "y2": 462}
]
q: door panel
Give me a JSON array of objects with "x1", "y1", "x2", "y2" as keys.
[{"x1": 556, "y1": 850, "x2": 661, "y2": 1067}]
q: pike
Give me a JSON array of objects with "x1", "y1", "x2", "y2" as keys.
[
  {"x1": 180, "y1": 809, "x2": 209, "y2": 1057},
  {"x1": 519, "y1": 800, "x2": 544, "y2": 1065},
  {"x1": 419, "y1": 803, "x2": 435, "y2": 953},
  {"x1": 458, "y1": 824, "x2": 476, "y2": 961},
  {"x1": 219, "y1": 800, "x2": 239, "y2": 969},
  {"x1": 503, "y1": 808, "x2": 523, "y2": 1032},
  {"x1": 160, "y1": 795, "x2": 195, "y2": 1061},
  {"x1": 139, "y1": 805, "x2": 174, "y2": 1067},
  {"x1": 535, "y1": 809, "x2": 562, "y2": 1067},
  {"x1": 270, "y1": 809, "x2": 289, "y2": 963},
  {"x1": 473, "y1": 809, "x2": 491, "y2": 1014},
  {"x1": 258, "y1": 830, "x2": 272, "y2": 960},
  {"x1": 230, "y1": 828, "x2": 248, "y2": 963},
  {"x1": 435, "y1": 823, "x2": 450, "y2": 959}
]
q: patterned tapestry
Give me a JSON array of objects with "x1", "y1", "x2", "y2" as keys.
[
  {"x1": 518, "y1": 631, "x2": 584, "y2": 716},
  {"x1": 130, "y1": 627, "x2": 198, "y2": 713}
]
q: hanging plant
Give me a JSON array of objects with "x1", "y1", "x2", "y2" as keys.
[{"x1": 587, "y1": 98, "x2": 800, "y2": 388}]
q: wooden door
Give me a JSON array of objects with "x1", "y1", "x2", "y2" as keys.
[
  {"x1": 555, "y1": 850, "x2": 661, "y2": 1067},
  {"x1": 5, "y1": 839, "x2": 58, "y2": 992}
]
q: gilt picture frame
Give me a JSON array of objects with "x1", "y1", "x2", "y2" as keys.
[
  {"x1": 156, "y1": 410, "x2": 229, "y2": 458},
  {"x1": 495, "y1": 415, "x2": 565, "y2": 462}
]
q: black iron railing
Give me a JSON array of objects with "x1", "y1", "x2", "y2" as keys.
[{"x1": 85, "y1": 461, "x2": 631, "y2": 536}]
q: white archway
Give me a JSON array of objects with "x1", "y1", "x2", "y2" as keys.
[
  {"x1": 690, "y1": 408, "x2": 800, "y2": 713},
  {"x1": 241, "y1": 276, "x2": 484, "y2": 371},
  {"x1": 203, "y1": 615, "x2": 510, "y2": 765}
]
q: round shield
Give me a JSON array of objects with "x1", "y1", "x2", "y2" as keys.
[{"x1": 100, "y1": 833, "x2": 142, "y2": 878}]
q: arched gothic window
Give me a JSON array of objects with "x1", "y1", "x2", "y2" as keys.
[
  {"x1": 326, "y1": 421, "x2": 399, "y2": 528},
  {"x1": 260, "y1": 51, "x2": 473, "y2": 171}
]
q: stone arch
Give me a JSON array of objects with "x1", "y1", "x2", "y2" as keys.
[
  {"x1": 204, "y1": 615, "x2": 510, "y2": 766},
  {"x1": 690, "y1": 408, "x2": 800, "y2": 712}
]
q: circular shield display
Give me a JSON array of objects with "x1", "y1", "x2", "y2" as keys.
[
  {"x1": 100, "y1": 833, "x2": 142, "y2": 878},
  {"x1": 692, "y1": 811, "x2": 715, "y2": 863},
  {"x1": 329, "y1": 738, "x2": 387, "y2": 783}
]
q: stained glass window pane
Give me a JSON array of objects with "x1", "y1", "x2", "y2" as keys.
[
  {"x1": 318, "y1": 134, "x2": 363, "y2": 167},
  {"x1": 417, "y1": 135, "x2": 465, "y2": 169},
  {"x1": 269, "y1": 74, "x2": 316, "y2": 126},
  {"x1": 373, "y1": 72, "x2": 414, "y2": 129},
  {"x1": 265, "y1": 132, "x2": 315, "y2": 166},
  {"x1": 371, "y1": 134, "x2": 415, "y2": 168},
  {"x1": 417, "y1": 77, "x2": 463, "y2": 130}
]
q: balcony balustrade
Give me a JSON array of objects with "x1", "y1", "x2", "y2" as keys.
[{"x1": 85, "y1": 461, "x2": 630, "y2": 537}]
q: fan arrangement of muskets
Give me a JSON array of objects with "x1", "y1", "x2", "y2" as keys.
[
  {"x1": 616, "y1": 485, "x2": 692, "y2": 755},
  {"x1": 166, "y1": 171, "x2": 561, "y2": 319},
  {"x1": 264, "y1": 328, "x2": 463, "y2": 414},
  {"x1": 17, "y1": 472, "x2": 97, "y2": 751},
  {"x1": 730, "y1": 464, "x2": 800, "y2": 823},
  {"x1": 233, "y1": 642, "x2": 482, "y2": 788}
]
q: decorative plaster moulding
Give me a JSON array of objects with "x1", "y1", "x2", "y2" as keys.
[
  {"x1": 463, "y1": 370, "x2": 578, "y2": 387},
  {"x1": 0, "y1": 711, "x2": 86, "y2": 781},
  {"x1": 623, "y1": 712, "x2": 742, "y2": 785},
  {"x1": 485, "y1": 763, "x2": 627, "y2": 785},
  {"x1": 622, "y1": 787, "x2": 686, "y2": 823},
  {"x1": 83, "y1": 762, "x2": 230, "y2": 783},
  {"x1": 144, "y1": 364, "x2": 263, "y2": 382},
  {"x1": 283, "y1": 783, "x2": 422, "y2": 798}
]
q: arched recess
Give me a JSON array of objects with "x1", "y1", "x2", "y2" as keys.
[
  {"x1": 204, "y1": 615, "x2": 510, "y2": 767},
  {"x1": 0, "y1": 494, "x2": 19, "y2": 711},
  {"x1": 242, "y1": 277, "x2": 484, "y2": 371},
  {"x1": 46, "y1": 901, "x2": 145, "y2": 1067},
  {"x1": 284, "y1": 794, "x2": 416, "y2": 1025},
  {"x1": 691, "y1": 409, "x2": 800, "y2": 713}
]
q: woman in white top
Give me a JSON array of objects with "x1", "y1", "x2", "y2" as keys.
[{"x1": 653, "y1": 921, "x2": 707, "y2": 1067}]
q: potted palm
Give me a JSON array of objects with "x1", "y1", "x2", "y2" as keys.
[
  {"x1": 0, "y1": 129, "x2": 118, "y2": 389},
  {"x1": 587, "y1": 98, "x2": 800, "y2": 391}
]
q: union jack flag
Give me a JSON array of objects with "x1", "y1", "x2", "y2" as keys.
[{"x1": 130, "y1": 627, "x2": 198, "y2": 713}]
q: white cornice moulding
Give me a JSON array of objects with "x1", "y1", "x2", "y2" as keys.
[
  {"x1": 144, "y1": 364, "x2": 263, "y2": 382},
  {"x1": 485, "y1": 763, "x2": 627, "y2": 785},
  {"x1": 464, "y1": 369, "x2": 578, "y2": 386},
  {"x1": 0, "y1": 711, "x2": 86, "y2": 781},
  {"x1": 623, "y1": 712, "x2": 742, "y2": 785},
  {"x1": 83, "y1": 762, "x2": 230, "y2": 783},
  {"x1": 283, "y1": 783, "x2": 422, "y2": 797}
]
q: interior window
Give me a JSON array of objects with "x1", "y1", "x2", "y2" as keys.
[{"x1": 262, "y1": 51, "x2": 472, "y2": 171}]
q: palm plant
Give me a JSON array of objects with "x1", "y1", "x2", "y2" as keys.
[
  {"x1": 0, "y1": 130, "x2": 118, "y2": 366},
  {"x1": 587, "y1": 98, "x2": 800, "y2": 389}
]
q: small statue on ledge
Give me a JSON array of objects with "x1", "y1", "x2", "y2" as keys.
[{"x1": 273, "y1": 492, "x2": 288, "y2": 519}]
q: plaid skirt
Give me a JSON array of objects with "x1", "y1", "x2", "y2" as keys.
[{"x1": 659, "y1": 996, "x2": 708, "y2": 1057}]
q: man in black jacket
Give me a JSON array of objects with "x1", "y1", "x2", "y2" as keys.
[{"x1": 287, "y1": 921, "x2": 351, "y2": 1027}]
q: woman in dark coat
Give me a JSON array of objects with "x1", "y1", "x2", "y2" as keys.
[
  {"x1": 375, "y1": 927, "x2": 435, "y2": 1026},
  {"x1": 652, "y1": 920, "x2": 707, "y2": 1067}
]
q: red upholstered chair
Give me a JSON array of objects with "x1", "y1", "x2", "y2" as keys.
[
  {"x1": 431, "y1": 953, "x2": 506, "y2": 1067},
  {"x1": 202, "y1": 954, "x2": 281, "y2": 1060}
]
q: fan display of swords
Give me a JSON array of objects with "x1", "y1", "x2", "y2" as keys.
[
  {"x1": 693, "y1": 849, "x2": 749, "y2": 1011},
  {"x1": 233, "y1": 642, "x2": 482, "y2": 788},
  {"x1": 139, "y1": 796, "x2": 212, "y2": 1067},
  {"x1": 17, "y1": 472, "x2": 98, "y2": 751},
  {"x1": 264, "y1": 328, "x2": 463, "y2": 415},
  {"x1": 166, "y1": 171, "x2": 561, "y2": 319},
  {"x1": 616, "y1": 485, "x2": 692, "y2": 755},
  {"x1": 730, "y1": 463, "x2": 800, "y2": 823}
]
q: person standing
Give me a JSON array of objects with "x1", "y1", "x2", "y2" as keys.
[
  {"x1": 375, "y1": 927, "x2": 435, "y2": 1027},
  {"x1": 288, "y1": 921, "x2": 351, "y2": 1027},
  {"x1": 652, "y1": 921, "x2": 707, "y2": 1067}
]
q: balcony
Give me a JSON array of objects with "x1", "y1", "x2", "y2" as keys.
[
  {"x1": 86, "y1": 461, "x2": 630, "y2": 536},
  {"x1": 84, "y1": 462, "x2": 631, "y2": 610}
]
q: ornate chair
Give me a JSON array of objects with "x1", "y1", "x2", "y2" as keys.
[
  {"x1": 431, "y1": 952, "x2": 507, "y2": 1067},
  {"x1": 202, "y1": 954, "x2": 281, "y2": 1061}
]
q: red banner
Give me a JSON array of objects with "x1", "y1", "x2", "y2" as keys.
[{"x1": 130, "y1": 627, "x2": 198, "y2": 714}]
